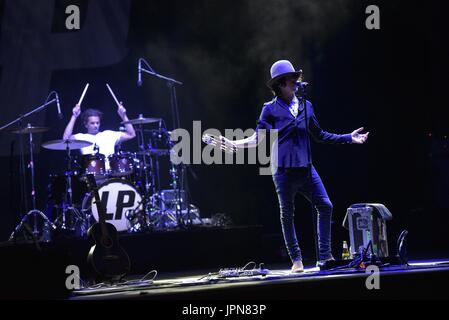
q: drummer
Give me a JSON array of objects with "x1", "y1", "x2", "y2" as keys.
[{"x1": 62, "y1": 103, "x2": 136, "y2": 161}]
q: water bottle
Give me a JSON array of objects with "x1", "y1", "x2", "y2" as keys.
[{"x1": 342, "y1": 241, "x2": 350, "y2": 260}]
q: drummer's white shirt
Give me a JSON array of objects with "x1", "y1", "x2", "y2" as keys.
[{"x1": 73, "y1": 130, "x2": 122, "y2": 158}]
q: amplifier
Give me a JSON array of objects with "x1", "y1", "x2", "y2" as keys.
[{"x1": 342, "y1": 203, "x2": 393, "y2": 258}]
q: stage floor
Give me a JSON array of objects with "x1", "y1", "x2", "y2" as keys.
[
  {"x1": 1, "y1": 226, "x2": 448, "y2": 300},
  {"x1": 70, "y1": 258, "x2": 449, "y2": 300}
]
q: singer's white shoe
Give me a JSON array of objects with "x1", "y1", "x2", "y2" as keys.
[{"x1": 291, "y1": 260, "x2": 304, "y2": 273}]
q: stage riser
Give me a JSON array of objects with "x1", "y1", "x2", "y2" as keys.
[{"x1": 0, "y1": 226, "x2": 263, "y2": 299}]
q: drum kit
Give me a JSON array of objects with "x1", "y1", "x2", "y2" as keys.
[{"x1": 8, "y1": 116, "x2": 200, "y2": 242}]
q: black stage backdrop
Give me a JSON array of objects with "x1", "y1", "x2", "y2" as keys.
[{"x1": 0, "y1": 0, "x2": 447, "y2": 260}]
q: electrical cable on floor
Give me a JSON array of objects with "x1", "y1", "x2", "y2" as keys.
[{"x1": 197, "y1": 261, "x2": 269, "y2": 281}]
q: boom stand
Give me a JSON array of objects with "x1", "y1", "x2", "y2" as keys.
[
  {"x1": 139, "y1": 58, "x2": 191, "y2": 228},
  {"x1": 9, "y1": 125, "x2": 56, "y2": 241},
  {"x1": 1, "y1": 96, "x2": 59, "y2": 242},
  {"x1": 134, "y1": 121, "x2": 153, "y2": 230},
  {"x1": 296, "y1": 85, "x2": 320, "y2": 263}
]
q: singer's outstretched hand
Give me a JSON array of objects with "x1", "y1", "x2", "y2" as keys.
[
  {"x1": 351, "y1": 127, "x2": 369, "y2": 144},
  {"x1": 72, "y1": 104, "x2": 81, "y2": 118}
]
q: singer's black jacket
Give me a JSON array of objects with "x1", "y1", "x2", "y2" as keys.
[{"x1": 256, "y1": 97, "x2": 352, "y2": 168}]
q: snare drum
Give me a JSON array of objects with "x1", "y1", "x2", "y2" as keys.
[
  {"x1": 82, "y1": 179, "x2": 142, "y2": 232},
  {"x1": 82, "y1": 153, "x2": 106, "y2": 177},
  {"x1": 108, "y1": 152, "x2": 135, "y2": 177}
]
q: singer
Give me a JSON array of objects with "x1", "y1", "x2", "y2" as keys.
[
  {"x1": 221, "y1": 60, "x2": 369, "y2": 272},
  {"x1": 62, "y1": 104, "x2": 136, "y2": 162}
]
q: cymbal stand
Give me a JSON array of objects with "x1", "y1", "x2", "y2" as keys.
[
  {"x1": 0, "y1": 93, "x2": 59, "y2": 241},
  {"x1": 9, "y1": 124, "x2": 56, "y2": 241},
  {"x1": 167, "y1": 162, "x2": 185, "y2": 228},
  {"x1": 132, "y1": 121, "x2": 154, "y2": 230},
  {"x1": 54, "y1": 142, "x2": 85, "y2": 235},
  {"x1": 18, "y1": 120, "x2": 29, "y2": 217},
  {"x1": 137, "y1": 58, "x2": 189, "y2": 229},
  {"x1": 149, "y1": 126, "x2": 178, "y2": 229},
  {"x1": 171, "y1": 163, "x2": 200, "y2": 228},
  {"x1": 147, "y1": 126, "x2": 164, "y2": 206},
  {"x1": 135, "y1": 120, "x2": 151, "y2": 195},
  {"x1": 148, "y1": 147, "x2": 158, "y2": 200},
  {"x1": 144, "y1": 146, "x2": 167, "y2": 229}
]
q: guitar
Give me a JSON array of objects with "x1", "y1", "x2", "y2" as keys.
[
  {"x1": 84, "y1": 174, "x2": 130, "y2": 281},
  {"x1": 201, "y1": 133, "x2": 237, "y2": 154}
]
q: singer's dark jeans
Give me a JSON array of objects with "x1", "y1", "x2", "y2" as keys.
[{"x1": 272, "y1": 166, "x2": 334, "y2": 263}]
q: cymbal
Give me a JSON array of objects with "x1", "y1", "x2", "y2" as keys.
[
  {"x1": 121, "y1": 116, "x2": 161, "y2": 125},
  {"x1": 42, "y1": 139, "x2": 93, "y2": 150},
  {"x1": 11, "y1": 126, "x2": 49, "y2": 134}
]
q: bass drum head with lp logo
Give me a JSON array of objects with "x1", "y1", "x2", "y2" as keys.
[{"x1": 82, "y1": 179, "x2": 142, "y2": 232}]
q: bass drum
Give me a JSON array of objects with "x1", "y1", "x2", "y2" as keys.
[{"x1": 82, "y1": 179, "x2": 142, "y2": 232}]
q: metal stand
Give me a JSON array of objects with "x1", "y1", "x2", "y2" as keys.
[
  {"x1": 138, "y1": 58, "x2": 191, "y2": 229},
  {"x1": 53, "y1": 142, "x2": 86, "y2": 236},
  {"x1": 126, "y1": 120, "x2": 154, "y2": 232},
  {"x1": 9, "y1": 125, "x2": 56, "y2": 241},
  {"x1": 148, "y1": 127, "x2": 179, "y2": 230},
  {"x1": 0, "y1": 93, "x2": 60, "y2": 242},
  {"x1": 0, "y1": 93, "x2": 58, "y2": 132},
  {"x1": 295, "y1": 82, "x2": 320, "y2": 263},
  {"x1": 136, "y1": 120, "x2": 152, "y2": 196},
  {"x1": 18, "y1": 123, "x2": 29, "y2": 218}
]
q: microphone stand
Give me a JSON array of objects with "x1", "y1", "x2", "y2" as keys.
[
  {"x1": 1, "y1": 94, "x2": 59, "y2": 242},
  {"x1": 138, "y1": 58, "x2": 183, "y2": 130},
  {"x1": 0, "y1": 96, "x2": 57, "y2": 132},
  {"x1": 295, "y1": 85, "x2": 320, "y2": 263},
  {"x1": 138, "y1": 58, "x2": 190, "y2": 229},
  {"x1": 0, "y1": 93, "x2": 58, "y2": 216}
]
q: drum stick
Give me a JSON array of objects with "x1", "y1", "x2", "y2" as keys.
[
  {"x1": 77, "y1": 83, "x2": 89, "y2": 106},
  {"x1": 106, "y1": 83, "x2": 122, "y2": 108}
]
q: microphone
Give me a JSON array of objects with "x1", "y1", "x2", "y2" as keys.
[
  {"x1": 137, "y1": 60, "x2": 142, "y2": 87},
  {"x1": 158, "y1": 119, "x2": 162, "y2": 138},
  {"x1": 55, "y1": 93, "x2": 63, "y2": 119},
  {"x1": 295, "y1": 80, "x2": 309, "y2": 89}
]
